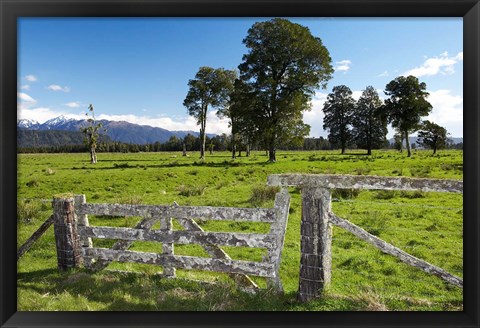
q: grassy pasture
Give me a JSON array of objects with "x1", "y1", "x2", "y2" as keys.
[{"x1": 17, "y1": 149, "x2": 463, "y2": 311}]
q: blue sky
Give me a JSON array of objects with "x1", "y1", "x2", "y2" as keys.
[{"x1": 18, "y1": 17, "x2": 463, "y2": 138}]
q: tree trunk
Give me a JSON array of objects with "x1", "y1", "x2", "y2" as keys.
[
  {"x1": 341, "y1": 145, "x2": 346, "y2": 155},
  {"x1": 367, "y1": 148, "x2": 372, "y2": 156},
  {"x1": 182, "y1": 144, "x2": 187, "y2": 156},
  {"x1": 90, "y1": 148, "x2": 97, "y2": 164},
  {"x1": 200, "y1": 106, "x2": 207, "y2": 160},
  {"x1": 268, "y1": 143, "x2": 276, "y2": 162},
  {"x1": 200, "y1": 128, "x2": 206, "y2": 160},
  {"x1": 433, "y1": 145, "x2": 437, "y2": 154},
  {"x1": 405, "y1": 130, "x2": 411, "y2": 157},
  {"x1": 231, "y1": 143, "x2": 236, "y2": 159},
  {"x1": 246, "y1": 144, "x2": 251, "y2": 157}
]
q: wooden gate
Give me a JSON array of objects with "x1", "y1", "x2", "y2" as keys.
[
  {"x1": 268, "y1": 174, "x2": 463, "y2": 302},
  {"x1": 52, "y1": 190, "x2": 290, "y2": 292}
]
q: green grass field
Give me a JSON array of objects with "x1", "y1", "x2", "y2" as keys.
[{"x1": 17, "y1": 149, "x2": 463, "y2": 311}]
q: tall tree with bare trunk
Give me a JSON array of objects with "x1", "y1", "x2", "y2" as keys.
[{"x1": 183, "y1": 66, "x2": 236, "y2": 160}]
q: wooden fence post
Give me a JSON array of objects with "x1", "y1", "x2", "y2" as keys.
[
  {"x1": 266, "y1": 189, "x2": 290, "y2": 292},
  {"x1": 160, "y1": 217, "x2": 176, "y2": 277},
  {"x1": 74, "y1": 195, "x2": 92, "y2": 248},
  {"x1": 53, "y1": 196, "x2": 83, "y2": 270},
  {"x1": 298, "y1": 187, "x2": 332, "y2": 302}
]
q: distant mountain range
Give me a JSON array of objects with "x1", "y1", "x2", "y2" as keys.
[
  {"x1": 18, "y1": 116, "x2": 214, "y2": 145},
  {"x1": 17, "y1": 115, "x2": 463, "y2": 148},
  {"x1": 17, "y1": 129, "x2": 113, "y2": 148}
]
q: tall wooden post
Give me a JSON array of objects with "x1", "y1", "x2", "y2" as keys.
[
  {"x1": 160, "y1": 217, "x2": 176, "y2": 277},
  {"x1": 53, "y1": 196, "x2": 83, "y2": 270},
  {"x1": 298, "y1": 187, "x2": 332, "y2": 302},
  {"x1": 266, "y1": 189, "x2": 290, "y2": 292},
  {"x1": 74, "y1": 195, "x2": 92, "y2": 248}
]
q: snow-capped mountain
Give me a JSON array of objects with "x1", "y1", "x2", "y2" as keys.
[
  {"x1": 41, "y1": 115, "x2": 80, "y2": 129},
  {"x1": 17, "y1": 116, "x2": 212, "y2": 144},
  {"x1": 17, "y1": 119, "x2": 40, "y2": 129}
]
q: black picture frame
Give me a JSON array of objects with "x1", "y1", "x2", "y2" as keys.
[{"x1": 1, "y1": 0, "x2": 479, "y2": 327}]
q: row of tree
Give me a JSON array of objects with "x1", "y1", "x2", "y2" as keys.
[
  {"x1": 322, "y1": 79, "x2": 450, "y2": 156},
  {"x1": 182, "y1": 18, "x2": 451, "y2": 162},
  {"x1": 77, "y1": 18, "x2": 452, "y2": 163},
  {"x1": 18, "y1": 131, "x2": 461, "y2": 154}
]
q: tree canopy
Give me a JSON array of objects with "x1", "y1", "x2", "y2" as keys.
[
  {"x1": 382, "y1": 75, "x2": 432, "y2": 157},
  {"x1": 352, "y1": 86, "x2": 387, "y2": 155},
  {"x1": 416, "y1": 120, "x2": 449, "y2": 154},
  {"x1": 322, "y1": 85, "x2": 355, "y2": 154},
  {"x1": 237, "y1": 18, "x2": 333, "y2": 162},
  {"x1": 183, "y1": 66, "x2": 237, "y2": 159}
]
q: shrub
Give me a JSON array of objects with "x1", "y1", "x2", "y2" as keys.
[
  {"x1": 332, "y1": 188, "x2": 360, "y2": 199},
  {"x1": 113, "y1": 163, "x2": 130, "y2": 168},
  {"x1": 177, "y1": 185, "x2": 206, "y2": 197},
  {"x1": 392, "y1": 168, "x2": 403, "y2": 176},
  {"x1": 250, "y1": 185, "x2": 280, "y2": 206},
  {"x1": 26, "y1": 179, "x2": 39, "y2": 187},
  {"x1": 399, "y1": 190, "x2": 426, "y2": 199},
  {"x1": 113, "y1": 194, "x2": 144, "y2": 205},
  {"x1": 410, "y1": 166, "x2": 431, "y2": 178},
  {"x1": 17, "y1": 199, "x2": 42, "y2": 224},
  {"x1": 354, "y1": 167, "x2": 371, "y2": 175},
  {"x1": 44, "y1": 168, "x2": 55, "y2": 175},
  {"x1": 374, "y1": 190, "x2": 397, "y2": 200},
  {"x1": 440, "y1": 163, "x2": 454, "y2": 171}
]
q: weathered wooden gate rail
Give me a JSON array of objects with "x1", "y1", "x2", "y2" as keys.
[
  {"x1": 267, "y1": 174, "x2": 463, "y2": 302},
  {"x1": 52, "y1": 190, "x2": 290, "y2": 292}
]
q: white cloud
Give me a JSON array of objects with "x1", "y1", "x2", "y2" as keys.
[
  {"x1": 378, "y1": 71, "x2": 389, "y2": 77},
  {"x1": 425, "y1": 89, "x2": 463, "y2": 136},
  {"x1": 335, "y1": 59, "x2": 352, "y2": 73},
  {"x1": 48, "y1": 84, "x2": 71, "y2": 92},
  {"x1": 403, "y1": 51, "x2": 463, "y2": 77},
  {"x1": 64, "y1": 101, "x2": 81, "y2": 108},
  {"x1": 25, "y1": 75, "x2": 37, "y2": 82},
  {"x1": 18, "y1": 107, "x2": 85, "y2": 123},
  {"x1": 21, "y1": 85, "x2": 30, "y2": 90},
  {"x1": 303, "y1": 92, "x2": 328, "y2": 137},
  {"x1": 351, "y1": 91, "x2": 362, "y2": 101},
  {"x1": 17, "y1": 92, "x2": 36, "y2": 103},
  {"x1": 96, "y1": 110, "x2": 231, "y2": 135}
]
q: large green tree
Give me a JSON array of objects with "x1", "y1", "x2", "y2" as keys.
[
  {"x1": 416, "y1": 120, "x2": 449, "y2": 154},
  {"x1": 352, "y1": 86, "x2": 387, "y2": 155},
  {"x1": 322, "y1": 85, "x2": 355, "y2": 154},
  {"x1": 237, "y1": 18, "x2": 333, "y2": 162},
  {"x1": 217, "y1": 79, "x2": 254, "y2": 159},
  {"x1": 183, "y1": 66, "x2": 236, "y2": 159},
  {"x1": 382, "y1": 75, "x2": 432, "y2": 157}
]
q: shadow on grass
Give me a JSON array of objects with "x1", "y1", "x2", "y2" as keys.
[
  {"x1": 71, "y1": 160, "x2": 275, "y2": 171},
  {"x1": 17, "y1": 268, "x2": 370, "y2": 311}
]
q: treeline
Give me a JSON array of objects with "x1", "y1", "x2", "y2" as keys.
[
  {"x1": 16, "y1": 130, "x2": 463, "y2": 154},
  {"x1": 18, "y1": 133, "x2": 331, "y2": 154}
]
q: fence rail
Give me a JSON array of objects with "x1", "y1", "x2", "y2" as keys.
[
  {"x1": 76, "y1": 203, "x2": 277, "y2": 222},
  {"x1": 267, "y1": 173, "x2": 463, "y2": 193},
  {"x1": 267, "y1": 173, "x2": 463, "y2": 302},
  {"x1": 52, "y1": 190, "x2": 290, "y2": 292}
]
